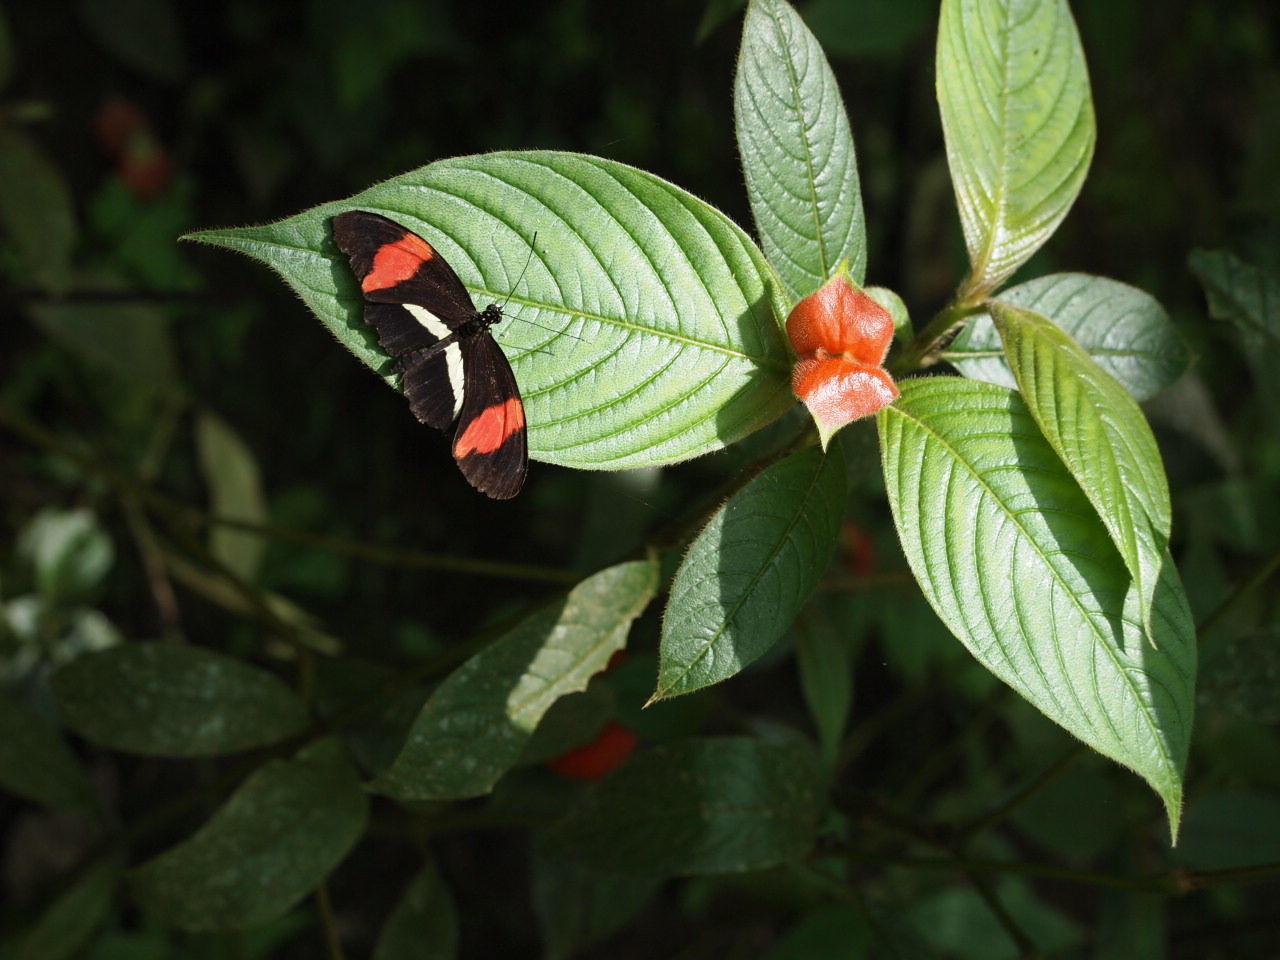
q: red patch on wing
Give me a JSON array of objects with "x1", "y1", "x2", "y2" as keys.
[
  {"x1": 363, "y1": 232, "x2": 436, "y2": 292},
  {"x1": 454, "y1": 398, "x2": 525, "y2": 457}
]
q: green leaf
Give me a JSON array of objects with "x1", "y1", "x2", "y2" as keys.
[
  {"x1": 18, "y1": 856, "x2": 122, "y2": 960},
  {"x1": 196, "y1": 411, "x2": 269, "y2": 581},
  {"x1": 989, "y1": 300, "x2": 1171, "y2": 641},
  {"x1": 130, "y1": 739, "x2": 368, "y2": 930},
  {"x1": 803, "y1": 0, "x2": 934, "y2": 59},
  {"x1": 877, "y1": 378, "x2": 1195, "y2": 835},
  {"x1": 654, "y1": 446, "x2": 846, "y2": 701},
  {"x1": 52, "y1": 642, "x2": 309, "y2": 757},
  {"x1": 1188, "y1": 248, "x2": 1280, "y2": 354},
  {"x1": 1176, "y1": 790, "x2": 1280, "y2": 869},
  {"x1": 0, "y1": 694, "x2": 96, "y2": 811},
  {"x1": 866, "y1": 285, "x2": 912, "y2": 344},
  {"x1": 543, "y1": 736, "x2": 824, "y2": 875},
  {"x1": 29, "y1": 295, "x2": 181, "y2": 391},
  {"x1": 937, "y1": 0, "x2": 1095, "y2": 297},
  {"x1": 533, "y1": 855, "x2": 662, "y2": 960},
  {"x1": 186, "y1": 152, "x2": 793, "y2": 470},
  {"x1": 0, "y1": 128, "x2": 77, "y2": 294},
  {"x1": 735, "y1": 0, "x2": 866, "y2": 298},
  {"x1": 945, "y1": 274, "x2": 1189, "y2": 401},
  {"x1": 17, "y1": 508, "x2": 114, "y2": 603},
  {"x1": 373, "y1": 863, "x2": 458, "y2": 960},
  {"x1": 372, "y1": 561, "x2": 658, "y2": 800},
  {"x1": 76, "y1": 0, "x2": 185, "y2": 81},
  {"x1": 763, "y1": 907, "x2": 871, "y2": 960},
  {"x1": 794, "y1": 606, "x2": 853, "y2": 774}
]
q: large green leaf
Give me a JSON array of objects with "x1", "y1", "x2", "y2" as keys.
[
  {"x1": 654, "y1": 446, "x2": 847, "y2": 701},
  {"x1": 0, "y1": 694, "x2": 96, "y2": 811},
  {"x1": 989, "y1": 300, "x2": 1171, "y2": 640},
  {"x1": 543, "y1": 736, "x2": 824, "y2": 874},
  {"x1": 937, "y1": 0, "x2": 1095, "y2": 297},
  {"x1": 945, "y1": 273, "x2": 1189, "y2": 401},
  {"x1": 877, "y1": 378, "x2": 1195, "y2": 835},
  {"x1": 373, "y1": 863, "x2": 458, "y2": 960},
  {"x1": 532, "y1": 855, "x2": 662, "y2": 960},
  {"x1": 735, "y1": 0, "x2": 865, "y2": 298},
  {"x1": 372, "y1": 561, "x2": 658, "y2": 800},
  {"x1": 52, "y1": 643, "x2": 309, "y2": 757},
  {"x1": 130, "y1": 739, "x2": 367, "y2": 930},
  {"x1": 1188, "y1": 248, "x2": 1280, "y2": 354},
  {"x1": 186, "y1": 152, "x2": 793, "y2": 469}
]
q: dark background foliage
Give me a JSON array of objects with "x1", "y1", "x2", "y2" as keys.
[{"x1": 3, "y1": 0, "x2": 1279, "y2": 957}]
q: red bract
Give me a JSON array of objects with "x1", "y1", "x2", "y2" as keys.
[
  {"x1": 786, "y1": 272, "x2": 899, "y2": 444},
  {"x1": 547, "y1": 721, "x2": 639, "y2": 781}
]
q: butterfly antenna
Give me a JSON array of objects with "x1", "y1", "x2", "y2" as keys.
[{"x1": 499, "y1": 232, "x2": 538, "y2": 313}]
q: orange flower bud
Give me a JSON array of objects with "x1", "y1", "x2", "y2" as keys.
[
  {"x1": 786, "y1": 271, "x2": 899, "y2": 444},
  {"x1": 547, "y1": 722, "x2": 639, "y2": 781}
]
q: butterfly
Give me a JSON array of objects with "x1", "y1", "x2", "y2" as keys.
[{"x1": 332, "y1": 211, "x2": 528, "y2": 499}]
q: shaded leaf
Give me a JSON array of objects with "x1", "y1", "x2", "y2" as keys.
[
  {"x1": 655, "y1": 446, "x2": 846, "y2": 700},
  {"x1": 52, "y1": 642, "x2": 309, "y2": 757},
  {"x1": 794, "y1": 606, "x2": 853, "y2": 774},
  {"x1": 131, "y1": 739, "x2": 368, "y2": 930},
  {"x1": 544, "y1": 737, "x2": 824, "y2": 875},
  {"x1": 373, "y1": 862, "x2": 458, "y2": 960},
  {"x1": 373, "y1": 561, "x2": 658, "y2": 800},
  {"x1": 196, "y1": 411, "x2": 269, "y2": 581},
  {"x1": 1188, "y1": 247, "x2": 1280, "y2": 354},
  {"x1": 990, "y1": 300, "x2": 1171, "y2": 639},
  {"x1": 1175, "y1": 790, "x2": 1280, "y2": 870},
  {"x1": 17, "y1": 508, "x2": 113, "y2": 603},
  {"x1": 76, "y1": 0, "x2": 184, "y2": 81},
  {"x1": 18, "y1": 856, "x2": 122, "y2": 960},
  {"x1": 533, "y1": 854, "x2": 662, "y2": 960},
  {"x1": 186, "y1": 152, "x2": 794, "y2": 470},
  {"x1": 945, "y1": 273, "x2": 1188, "y2": 401},
  {"x1": 0, "y1": 128, "x2": 77, "y2": 294},
  {"x1": 735, "y1": 0, "x2": 865, "y2": 298},
  {"x1": 29, "y1": 295, "x2": 181, "y2": 390},
  {"x1": 878, "y1": 377, "x2": 1195, "y2": 835},
  {"x1": 0, "y1": 694, "x2": 96, "y2": 811},
  {"x1": 937, "y1": 0, "x2": 1095, "y2": 296}
]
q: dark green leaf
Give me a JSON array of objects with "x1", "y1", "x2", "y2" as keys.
[
  {"x1": 794, "y1": 606, "x2": 852, "y2": 774},
  {"x1": 1175, "y1": 790, "x2": 1280, "y2": 870},
  {"x1": 186, "y1": 152, "x2": 793, "y2": 469},
  {"x1": 1188, "y1": 248, "x2": 1280, "y2": 354},
  {"x1": 373, "y1": 561, "x2": 658, "y2": 800},
  {"x1": 735, "y1": 0, "x2": 866, "y2": 297},
  {"x1": 803, "y1": 0, "x2": 934, "y2": 59},
  {"x1": 0, "y1": 128, "x2": 76, "y2": 294},
  {"x1": 937, "y1": 0, "x2": 1095, "y2": 297},
  {"x1": 52, "y1": 643, "x2": 309, "y2": 756},
  {"x1": 196, "y1": 411, "x2": 269, "y2": 581},
  {"x1": 0, "y1": 694, "x2": 96, "y2": 811},
  {"x1": 130, "y1": 739, "x2": 368, "y2": 930},
  {"x1": 990, "y1": 300, "x2": 1171, "y2": 640},
  {"x1": 373, "y1": 863, "x2": 458, "y2": 960},
  {"x1": 908, "y1": 878, "x2": 1082, "y2": 958},
  {"x1": 1198, "y1": 629, "x2": 1280, "y2": 724},
  {"x1": 520, "y1": 684, "x2": 615, "y2": 765},
  {"x1": 654, "y1": 446, "x2": 846, "y2": 700},
  {"x1": 945, "y1": 273, "x2": 1188, "y2": 401},
  {"x1": 533, "y1": 855, "x2": 662, "y2": 960},
  {"x1": 17, "y1": 508, "x2": 114, "y2": 603},
  {"x1": 762, "y1": 906, "x2": 871, "y2": 960},
  {"x1": 29, "y1": 296, "x2": 181, "y2": 391},
  {"x1": 76, "y1": 0, "x2": 184, "y2": 81},
  {"x1": 18, "y1": 856, "x2": 122, "y2": 960},
  {"x1": 544, "y1": 736, "x2": 824, "y2": 875},
  {"x1": 878, "y1": 378, "x2": 1195, "y2": 835}
]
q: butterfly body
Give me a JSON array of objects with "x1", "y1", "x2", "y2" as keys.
[{"x1": 332, "y1": 211, "x2": 528, "y2": 499}]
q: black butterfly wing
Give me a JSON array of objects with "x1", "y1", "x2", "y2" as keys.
[
  {"x1": 332, "y1": 210, "x2": 476, "y2": 320},
  {"x1": 451, "y1": 333, "x2": 528, "y2": 500}
]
